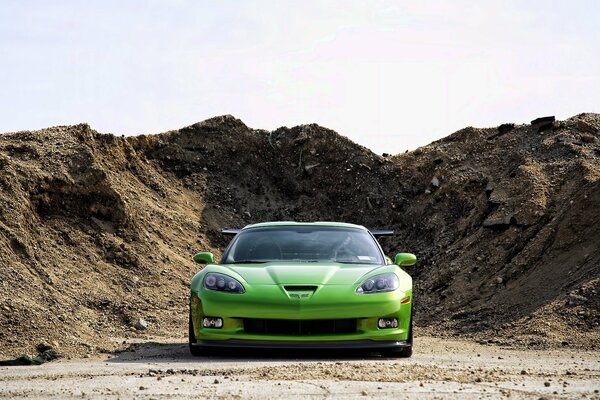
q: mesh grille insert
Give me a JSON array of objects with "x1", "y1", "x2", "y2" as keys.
[{"x1": 243, "y1": 318, "x2": 357, "y2": 335}]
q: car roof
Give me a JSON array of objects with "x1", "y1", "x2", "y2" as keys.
[{"x1": 242, "y1": 221, "x2": 368, "y2": 231}]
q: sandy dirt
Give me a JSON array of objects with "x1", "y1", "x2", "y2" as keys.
[{"x1": 1, "y1": 337, "x2": 598, "y2": 399}]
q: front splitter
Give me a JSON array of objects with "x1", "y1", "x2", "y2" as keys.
[{"x1": 191, "y1": 339, "x2": 411, "y2": 350}]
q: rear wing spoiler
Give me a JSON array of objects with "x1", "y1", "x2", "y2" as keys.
[
  {"x1": 223, "y1": 228, "x2": 394, "y2": 236},
  {"x1": 369, "y1": 230, "x2": 395, "y2": 237}
]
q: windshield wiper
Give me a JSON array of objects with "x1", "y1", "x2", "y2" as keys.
[
  {"x1": 229, "y1": 260, "x2": 268, "y2": 264},
  {"x1": 335, "y1": 261, "x2": 377, "y2": 265}
]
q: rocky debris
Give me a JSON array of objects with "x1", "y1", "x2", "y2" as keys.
[
  {"x1": 134, "y1": 318, "x2": 149, "y2": 331},
  {"x1": 482, "y1": 213, "x2": 514, "y2": 229},
  {"x1": 531, "y1": 116, "x2": 555, "y2": 132},
  {"x1": 0, "y1": 113, "x2": 599, "y2": 358},
  {"x1": 498, "y1": 123, "x2": 515, "y2": 135},
  {"x1": 576, "y1": 120, "x2": 598, "y2": 134},
  {"x1": 0, "y1": 342, "x2": 60, "y2": 366},
  {"x1": 567, "y1": 294, "x2": 589, "y2": 307}
]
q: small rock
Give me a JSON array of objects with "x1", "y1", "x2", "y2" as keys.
[
  {"x1": 521, "y1": 370, "x2": 527, "y2": 375},
  {"x1": 213, "y1": 379, "x2": 220, "y2": 384},
  {"x1": 431, "y1": 176, "x2": 440, "y2": 187},
  {"x1": 497, "y1": 123, "x2": 515, "y2": 135},
  {"x1": 483, "y1": 214, "x2": 514, "y2": 229},
  {"x1": 576, "y1": 120, "x2": 598, "y2": 134},
  {"x1": 495, "y1": 277, "x2": 504, "y2": 284},
  {"x1": 531, "y1": 116, "x2": 555, "y2": 133},
  {"x1": 544, "y1": 381, "x2": 551, "y2": 387},
  {"x1": 36, "y1": 342, "x2": 54, "y2": 353},
  {"x1": 581, "y1": 134, "x2": 596, "y2": 143},
  {"x1": 485, "y1": 182, "x2": 494, "y2": 196},
  {"x1": 134, "y1": 318, "x2": 149, "y2": 331},
  {"x1": 567, "y1": 294, "x2": 588, "y2": 307}
]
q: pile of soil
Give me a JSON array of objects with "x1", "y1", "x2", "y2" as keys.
[{"x1": 0, "y1": 114, "x2": 598, "y2": 358}]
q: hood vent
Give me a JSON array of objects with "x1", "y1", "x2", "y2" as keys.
[{"x1": 284, "y1": 285, "x2": 318, "y2": 292}]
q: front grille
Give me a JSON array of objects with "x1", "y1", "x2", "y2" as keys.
[{"x1": 243, "y1": 318, "x2": 357, "y2": 335}]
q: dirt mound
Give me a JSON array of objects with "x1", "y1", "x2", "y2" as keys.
[{"x1": 0, "y1": 114, "x2": 598, "y2": 358}]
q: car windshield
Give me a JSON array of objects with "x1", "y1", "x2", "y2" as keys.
[{"x1": 222, "y1": 226, "x2": 385, "y2": 265}]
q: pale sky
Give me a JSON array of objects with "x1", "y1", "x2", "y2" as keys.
[{"x1": 1, "y1": 1, "x2": 599, "y2": 154}]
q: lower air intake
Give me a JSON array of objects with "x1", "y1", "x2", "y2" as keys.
[{"x1": 243, "y1": 318, "x2": 357, "y2": 335}]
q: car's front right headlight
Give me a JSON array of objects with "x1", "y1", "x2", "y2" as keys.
[
  {"x1": 203, "y1": 273, "x2": 245, "y2": 293},
  {"x1": 356, "y1": 273, "x2": 399, "y2": 294}
]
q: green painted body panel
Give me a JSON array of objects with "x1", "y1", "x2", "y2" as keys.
[{"x1": 189, "y1": 222, "x2": 415, "y2": 346}]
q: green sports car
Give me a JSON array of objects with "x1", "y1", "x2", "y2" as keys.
[{"x1": 189, "y1": 222, "x2": 416, "y2": 357}]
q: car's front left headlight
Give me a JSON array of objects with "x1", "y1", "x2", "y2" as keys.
[
  {"x1": 356, "y1": 273, "x2": 399, "y2": 294},
  {"x1": 203, "y1": 272, "x2": 245, "y2": 293}
]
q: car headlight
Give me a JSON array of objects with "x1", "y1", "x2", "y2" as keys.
[
  {"x1": 356, "y1": 273, "x2": 399, "y2": 294},
  {"x1": 203, "y1": 273, "x2": 245, "y2": 293}
]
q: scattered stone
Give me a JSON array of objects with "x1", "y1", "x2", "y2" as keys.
[
  {"x1": 581, "y1": 134, "x2": 596, "y2": 143},
  {"x1": 531, "y1": 116, "x2": 555, "y2": 132},
  {"x1": 485, "y1": 181, "x2": 494, "y2": 196},
  {"x1": 576, "y1": 120, "x2": 598, "y2": 134},
  {"x1": 36, "y1": 342, "x2": 54, "y2": 353},
  {"x1": 134, "y1": 318, "x2": 149, "y2": 331},
  {"x1": 483, "y1": 214, "x2": 514, "y2": 229},
  {"x1": 497, "y1": 123, "x2": 515, "y2": 135},
  {"x1": 544, "y1": 381, "x2": 551, "y2": 387},
  {"x1": 431, "y1": 176, "x2": 440, "y2": 187},
  {"x1": 567, "y1": 294, "x2": 588, "y2": 307}
]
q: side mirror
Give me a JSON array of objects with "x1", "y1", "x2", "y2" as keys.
[
  {"x1": 193, "y1": 252, "x2": 214, "y2": 264},
  {"x1": 394, "y1": 253, "x2": 417, "y2": 267}
]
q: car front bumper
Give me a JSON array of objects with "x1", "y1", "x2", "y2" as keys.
[{"x1": 190, "y1": 286, "x2": 413, "y2": 346}]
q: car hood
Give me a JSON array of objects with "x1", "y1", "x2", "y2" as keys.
[{"x1": 218, "y1": 262, "x2": 389, "y2": 285}]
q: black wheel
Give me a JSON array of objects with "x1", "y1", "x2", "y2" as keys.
[
  {"x1": 381, "y1": 306, "x2": 413, "y2": 358},
  {"x1": 189, "y1": 312, "x2": 213, "y2": 356}
]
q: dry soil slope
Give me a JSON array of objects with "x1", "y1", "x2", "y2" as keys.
[{"x1": 0, "y1": 114, "x2": 598, "y2": 358}]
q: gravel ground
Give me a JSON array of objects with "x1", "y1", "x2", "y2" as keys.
[{"x1": 1, "y1": 337, "x2": 598, "y2": 399}]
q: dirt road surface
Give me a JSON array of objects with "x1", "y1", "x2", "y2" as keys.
[{"x1": 1, "y1": 337, "x2": 598, "y2": 399}]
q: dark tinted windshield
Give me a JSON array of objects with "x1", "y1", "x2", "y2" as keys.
[{"x1": 222, "y1": 226, "x2": 384, "y2": 265}]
